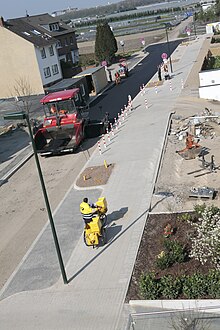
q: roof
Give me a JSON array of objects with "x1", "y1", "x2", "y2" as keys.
[
  {"x1": 5, "y1": 18, "x2": 56, "y2": 47},
  {"x1": 45, "y1": 77, "x2": 84, "y2": 93},
  {"x1": 4, "y1": 13, "x2": 76, "y2": 47},
  {"x1": 40, "y1": 88, "x2": 80, "y2": 104},
  {"x1": 19, "y1": 13, "x2": 75, "y2": 37},
  {"x1": 74, "y1": 66, "x2": 104, "y2": 77}
]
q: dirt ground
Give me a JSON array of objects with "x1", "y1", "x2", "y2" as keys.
[
  {"x1": 151, "y1": 96, "x2": 220, "y2": 213},
  {"x1": 126, "y1": 212, "x2": 214, "y2": 301},
  {"x1": 76, "y1": 163, "x2": 114, "y2": 187},
  {"x1": 77, "y1": 17, "x2": 193, "y2": 55}
]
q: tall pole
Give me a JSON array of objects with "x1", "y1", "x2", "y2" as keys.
[
  {"x1": 165, "y1": 27, "x2": 173, "y2": 73},
  {"x1": 25, "y1": 114, "x2": 68, "y2": 284},
  {"x1": 193, "y1": 13, "x2": 197, "y2": 38}
]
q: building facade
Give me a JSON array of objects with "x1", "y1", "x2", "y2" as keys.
[
  {"x1": 0, "y1": 16, "x2": 62, "y2": 99},
  {"x1": 19, "y1": 14, "x2": 81, "y2": 78}
]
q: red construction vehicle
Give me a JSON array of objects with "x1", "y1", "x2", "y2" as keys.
[
  {"x1": 34, "y1": 88, "x2": 89, "y2": 156},
  {"x1": 118, "y1": 59, "x2": 129, "y2": 78}
]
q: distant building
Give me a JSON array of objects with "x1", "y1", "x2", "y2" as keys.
[
  {"x1": 200, "y1": 0, "x2": 216, "y2": 11},
  {"x1": 51, "y1": 8, "x2": 78, "y2": 17}
]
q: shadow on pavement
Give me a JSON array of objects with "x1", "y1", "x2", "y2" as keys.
[
  {"x1": 0, "y1": 128, "x2": 30, "y2": 165},
  {"x1": 68, "y1": 208, "x2": 148, "y2": 284},
  {"x1": 106, "y1": 224, "x2": 122, "y2": 243},
  {"x1": 107, "y1": 207, "x2": 128, "y2": 224}
]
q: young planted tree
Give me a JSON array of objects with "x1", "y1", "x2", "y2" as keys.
[
  {"x1": 10, "y1": 76, "x2": 33, "y2": 115},
  {"x1": 95, "y1": 21, "x2": 118, "y2": 64}
]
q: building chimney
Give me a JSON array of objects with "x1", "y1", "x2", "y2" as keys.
[{"x1": 0, "y1": 16, "x2": 5, "y2": 27}]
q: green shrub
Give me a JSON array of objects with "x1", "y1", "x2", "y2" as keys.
[
  {"x1": 160, "y1": 275, "x2": 182, "y2": 299},
  {"x1": 156, "y1": 252, "x2": 172, "y2": 270},
  {"x1": 206, "y1": 270, "x2": 220, "y2": 298},
  {"x1": 194, "y1": 203, "x2": 206, "y2": 217},
  {"x1": 164, "y1": 239, "x2": 187, "y2": 264},
  {"x1": 155, "y1": 239, "x2": 187, "y2": 270},
  {"x1": 139, "y1": 272, "x2": 161, "y2": 299},
  {"x1": 182, "y1": 273, "x2": 207, "y2": 299},
  {"x1": 138, "y1": 271, "x2": 220, "y2": 299},
  {"x1": 177, "y1": 212, "x2": 192, "y2": 222}
]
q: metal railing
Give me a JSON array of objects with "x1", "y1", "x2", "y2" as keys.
[{"x1": 126, "y1": 306, "x2": 220, "y2": 330}]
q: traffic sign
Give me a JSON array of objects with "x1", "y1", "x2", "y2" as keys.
[{"x1": 161, "y1": 52, "x2": 168, "y2": 59}]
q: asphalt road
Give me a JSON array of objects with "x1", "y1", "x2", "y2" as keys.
[{"x1": 89, "y1": 40, "x2": 182, "y2": 122}]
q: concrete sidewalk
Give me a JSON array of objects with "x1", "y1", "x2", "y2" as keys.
[{"x1": 0, "y1": 36, "x2": 208, "y2": 329}]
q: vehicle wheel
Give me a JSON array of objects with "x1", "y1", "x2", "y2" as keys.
[
  {"x1": 101, "y1": 214, "x2": 107, "y2": 227},
  {"x1": 83, "y1": 231, "x2": 89, "y2": 246},
  {"x1": 99, "y1": 227, "x2": 107, "y2": 246}
]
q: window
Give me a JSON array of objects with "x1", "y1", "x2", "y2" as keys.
[
  {"x1": 49, "y1": 45, "x2": 54, "y2": 56},
  {"x1": 56, "y1": 40, "x2": 62, "y2": 48},
  {"x1": 66, "y1": 53, "x2": 72, "y2": 62},
  {"x1": 74, "y1": 93, "x2": 79, "y2": 102},
  {"x1": 41, "y1": 48, "x2": 46, "y2": 59},
  {"x1": 64, "y1": 38, "x2": 68, "y2": 46},
  {"x1": 43, "y1": 67, "x2": 51, "y2": 78},
  {"x1": 31, "y1": 29, "x2": 41, "y2": 35},
  {"x1": 52, "y1": 64, "x2": 59, "y2": 75},
  {"x1": 49, "y1": 23, "x2": 59, "y2": 32},
  {"x1": 80, "y1": 84, "x2": 85, "y2": 96},
  {"x1": 69, "y1": 36, "x2": 73, "y2": 44}
]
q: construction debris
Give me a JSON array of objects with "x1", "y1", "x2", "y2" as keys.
[
  {"x1": 189, "y1": 186, "x2": 216, "y2": 199},
  {"x1": 171, "y1": 108, "x2": 220, "y2": 140},
  {"x1": 176, "y1": 132, "x2": 202, "y2": 160}
]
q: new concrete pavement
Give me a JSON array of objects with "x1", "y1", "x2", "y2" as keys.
[{"x1": 0, "y1": 36, "x2": 208, "y2": 329}]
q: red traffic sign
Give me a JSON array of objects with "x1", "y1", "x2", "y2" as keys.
[{"x1": 161, "y1": 52, "x2": 168, "y2": 59}]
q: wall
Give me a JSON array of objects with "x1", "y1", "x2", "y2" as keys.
[
  {"x1": 35, "y1": 45, "x2": 62, "y2": 86},
  {"x1": 199, "y1": 69, "x2": 220, "y2": 101},
  {"x1": 92, "y1": 67, "x2": 108, "y2": 94},
  {"x1": 0, "y1": 27, "x2": 44, "y2": 98}
]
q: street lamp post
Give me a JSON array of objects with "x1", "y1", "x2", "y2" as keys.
[
  {"x1": 193, "y1": 13, "x2": 197, "y2": 38},
  {"x1": 165, "y1": 26, "x2": 173, "y2": 73},
  {"x1": 4, "y1": 111, "x2": 68, "y2": 284}
]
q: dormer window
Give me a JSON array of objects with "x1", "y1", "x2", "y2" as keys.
[
  {"x1": 22, "y1": 31, "x2": 31, "y2": 36},
  {"x1": 49, "y1": 23, "x2": 59, "y2": 31},
  {"x1": 31, "y1": 29, "x2": 41, "y2": 35}
]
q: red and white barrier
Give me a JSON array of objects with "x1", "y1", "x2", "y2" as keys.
[
  {"x1": 128, "y1": 95, "x2": 132, "y2": 110},
  {"x1": 140, "y1": 85, "x2": 143, "y2": 96},
  {"x1": 121, "y1": 110, "x2": 125, "y2": 121},
  {"x1": 118, "y1": 113, "x2": 122, "y2": 126},
  {"x1": 181, "y1": 79, "x2": 184, "y2": 89},
  {"x1": 102, "y1": 134, "x2": 107, "y2": 148},
  {"x1": 169, "y1": 81, "x2": 172, "y2": 91},
  {"x1": 145, "y1": 99, "x2": 148, "y2": 109},
  {"x1": 107, "y1": 128, "x2": 111, "y2": 142},
  {"x1": 110, "y1": 122, "x2": 115, "y2": 136},
  {"x1": 114, "y1": 117, "x2": 118, "y2": 130},
  {"x1": 98, "y1": 141, "x2": 102, "y2": 154}
]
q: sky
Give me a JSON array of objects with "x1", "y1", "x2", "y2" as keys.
[{"x1": 1, "y1": 0, "x2": 121, "y2": 19}]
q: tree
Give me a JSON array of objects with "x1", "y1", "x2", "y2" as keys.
[
  {"x1": 216, "y1": 0, "x2": 220, "y2": 17},
  {"x1": 95, "y1": 21, "x2": 118, "y2": 64},
  {"x1": 9, "y1": 76, "x2": 33, "y2": 115}
]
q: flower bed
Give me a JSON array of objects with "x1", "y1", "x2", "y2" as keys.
[{"x1": 126, "y1": 205, "x2": 220, "y2": 301}]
